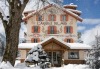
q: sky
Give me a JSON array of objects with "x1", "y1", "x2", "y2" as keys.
[
  {"x1": 0, "y1": 0, "x2": 100, "y2": 45},
  {"x1": 62, "y1": 0, "x2": 100, "y2": 44}
]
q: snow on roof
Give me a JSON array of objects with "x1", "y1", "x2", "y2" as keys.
[
  {"x1": 67, "y1": 43, "x2": 92, "y2": 49},
  {"x1": 23, "y1": 4, "x2": 83, "y2": 22},
  {"x1": 40, "y1": 36, "x2": 91, "y2": 49},
  {"x1": 61, "y1": 7, "x2": 83, "y2": 21},
  {"x1": 18, "y1": 36, "x2": 91, "y2": 50},
  {"x1": 67, "y1": 9, "x2": 82, "y2": 14},
  {"x1": 63, "y1": 3, "x2": 78, "y2": 8},
  {"x1": 18, "y1": 43, "x2": 39, "y2": 49},
  {"x1": 40, "y1": 36, "x2": 68, "y2": 46}
]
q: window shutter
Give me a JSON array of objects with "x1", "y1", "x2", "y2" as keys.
[
  {"x1": 70, "y1": 26, "x2": 73, "y2": 33},
  {"x1": 38, "y1": 38, "x2": 40, "y2": 42},
  {"x1": 48, "y1": 14, "x2": 51, "y2": 21},
  {"x1": 71, "y1": 39, "x2": 74, "y2": 43},
  {"x1": 54, "y1": 15, "x2": 56, "y2": 21},
  {"x1": 48, "y1": 26, "x2": 50, "y2": 34},
  {"x1": 66, "y1": 15, "x2": 68, "y2": 21},
  {"x1": 42, "y1": 16, "x2": 44, "y2": 21},
  {"x1": 64, "y1": 26, "x2": 67, "y2": 33},
  {"x1": 64, "y1": 38, "x2": 67, "y2": 42},
  {"x1": 54, "y1": 26, "x2": 57, "y2": 34},
  {"x1": 38, "y1": 26, "x2": 40, "y2": 33},
  {"x1": 31, "y1": 38, "x2": 34, "y2": 43},
  {"x1": 31, "y1": 26, "x2": 34, "y2": 33},
  {"x1": 60, "y1": 15, "x2": 62, "y2": 21},
  {"x1": 36, "y1": 15, "x2": 38, "y2": 21}
]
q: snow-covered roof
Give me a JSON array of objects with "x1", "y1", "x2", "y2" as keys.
[
  {"x1": 40, "y1": 36, "x2": 67, "y2": 45},
  {"x1": 18, "y1": 36, "x2": 91, "y2": 50},
  {"x1": 67, "y1": 43, "x2": 92, "y2": 49},
  {"x1": 23, "y1": 4, "x2": 83, "y2": 22},
  {"x1": 18, "y1": 43, "x2": 39, "y2": 49},
  {"x1": 67, "y1": 9, "x2": 82, "y2": 14}
]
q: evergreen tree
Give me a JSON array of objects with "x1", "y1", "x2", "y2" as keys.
[
  {"x1": 25, "y1": 44, "x2": 50, "y2": 69},
  {"x1": 85, "y1": 35, "x2": 100, "y2": 69}
]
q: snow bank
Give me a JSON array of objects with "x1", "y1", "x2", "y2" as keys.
[
  {"x1": 52, "y1": 64, "x2": 89, "y2": 69},
  {"x1": 0, "y1": 62, "x2": 90, "y2": 69},
  {"x1": 0, "y1": 61, "x2": 14, "y2": 69}
]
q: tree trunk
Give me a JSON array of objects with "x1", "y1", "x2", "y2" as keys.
[
  {"x1": 1, "y1": 0, "x2": 29, "y2": 66},
  {"x1": 3, "y1": 0, "x2": 22, "y2": 65},
  {"x1": 3, "y1": 15, "x2": 22, "y2": 66}
]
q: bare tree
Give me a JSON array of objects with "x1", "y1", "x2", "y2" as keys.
[
  {"x1": 0, "y1": 0, "x2": 29, "y2": 66},
  {"x1": 0, "y1": 0, "x2": 63, "y2": 66}
]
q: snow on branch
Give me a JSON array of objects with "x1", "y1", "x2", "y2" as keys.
[{"x1": 0, "y1": 12, "x2": 7, "y2": 30}]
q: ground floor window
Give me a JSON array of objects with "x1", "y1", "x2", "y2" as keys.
[{"x1": 68, "y1": 51, "x2": 79, "y2": 59}]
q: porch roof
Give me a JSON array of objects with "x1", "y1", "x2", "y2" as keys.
[{"x1": 18, "y1": 36, "x2": 91, "y2": 50}]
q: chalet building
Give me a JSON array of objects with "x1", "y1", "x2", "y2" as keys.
[{"x1": 18, "y1": 4, "x2": 91, "y2": 67}]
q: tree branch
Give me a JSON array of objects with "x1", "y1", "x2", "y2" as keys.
[
  {"x1": 0, "y1": 12, "x2": 8, "y2": 31},
  {"x1": 21, "y1": 0, "x2": 29, "y2": 12}
]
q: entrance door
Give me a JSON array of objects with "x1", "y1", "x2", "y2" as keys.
[{"x1": 47, "y1": 51, "x2": 62, "y2": 66}]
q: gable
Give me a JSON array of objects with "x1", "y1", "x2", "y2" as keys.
[
  {"x1": 23, "y1": 4, "x2": 83, "y2": 22},
  {"x1": 40, "y1": 37, "x2": 70, "y2": 50}
]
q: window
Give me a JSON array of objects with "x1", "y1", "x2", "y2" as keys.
[
  {"x1": 34, "y1": 26, "x2": 38, "y2": 33},
  {"x1": 60, "y1": 15, "x2": 68, "y2": 21},
  {"x1": 17, "y1": 50, "x2": 21, "y2": 57},
  {"x1": 64, "y1": 38, "x2": 73, "y2": 43},
  {"x1": 36, "y1": 15, "x2": 43, "y2": 21},
  {"x1": 48, "y1": 14, "x2": 56, "y2": 21},
  {"x1": 68, "y1": 51, "x2": 79, "y2": 59},
  {"x1": 31, "y1": 38, "x2": 40, "y2": 43},
  {"x1": 66, "y1": 26, "x2": 70, "y2": 33},
  {"x1": 64, "y1": 26, "x2": 73, "y2": 33},
  {"x1": 67, "y1": 39, "x2": 71, "y2": 43},
  {"x1": 31, "y1": 26, "x2": 40, "y2": 33},
  {"x1": 48, "y1": 26, "x2": 57, "y2": 34}
]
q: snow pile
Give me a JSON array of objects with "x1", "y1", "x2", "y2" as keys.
[
  {"x1": 0, "y1": 61, "x2": 14, "y2": 69},
  {"x1": 0, "y1": 61, "x2": 90, "y2": 69},
  {"x1": 52, "y1": 64, "x2": 89, "y2": 69},
  {"x1": 14, "y1": 63, "x2": 27, "y2": 68}
]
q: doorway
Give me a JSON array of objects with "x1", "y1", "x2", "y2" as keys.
[{"x1": 47, "y1": 51, "x2": 62, "y2": 67}]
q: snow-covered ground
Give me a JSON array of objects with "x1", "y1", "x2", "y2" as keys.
[{"x1": 0, "y1": 60, "x2": 90, "y2": 69}]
